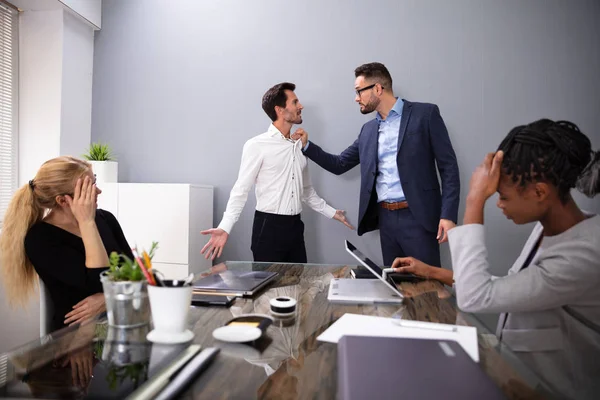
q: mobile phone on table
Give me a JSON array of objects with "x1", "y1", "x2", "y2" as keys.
[{"x1": 191, "y1": 294, "x2": 236, "y2": 307}]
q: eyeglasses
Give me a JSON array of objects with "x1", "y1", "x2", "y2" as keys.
[{"x1": 355, "y1": 83, "x2": 382, "y2": 96}]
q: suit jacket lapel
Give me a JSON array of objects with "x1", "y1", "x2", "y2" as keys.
[
  {"x1": 397, "y1": 100, "x2": 412, "y2": 152},
  {"x1": 513, "y1": 224, "x2": 544, "y2": 273},
  {"x1": 496, "y1": 224, "x2": 544, "y2": 338},
  {"x1": 496, "y1": 313, "x2": 508, "y2": 338},
  {"x1": 365, "y1": 119, "x2": 379, "y2": 170}
]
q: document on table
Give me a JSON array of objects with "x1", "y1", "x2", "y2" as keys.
[{"x1": 317, "y1": 313, "x2": 479, "y2": 362}]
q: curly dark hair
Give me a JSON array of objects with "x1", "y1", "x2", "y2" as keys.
[{"x1": 497, "y1": 119, "x2": 600, "y2": 202}]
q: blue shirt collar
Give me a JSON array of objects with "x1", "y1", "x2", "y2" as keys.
[{"x1": 376, "y1": 98, "x2": 404, "y2": 121}]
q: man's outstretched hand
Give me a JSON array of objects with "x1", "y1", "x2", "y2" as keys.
[
  {"x1": 200, "y1": 228, "x2": 229, "y2": 260},
  {"x1": 333, "y1": 210, "x2": 354, "y2": 230}
]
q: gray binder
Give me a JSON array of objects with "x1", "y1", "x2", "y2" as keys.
[{"x1": 337, "y1": 336, "x2": 506, "y2": 400}]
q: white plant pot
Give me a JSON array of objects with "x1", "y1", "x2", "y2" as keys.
[{"x1": 89, "y1": 161, "x2": 118, "y2": 183}]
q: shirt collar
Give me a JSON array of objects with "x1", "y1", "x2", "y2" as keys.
[
  {"x1": 376, "y1": 98, "x2": 404, "y2": 121},
  {"x1": 267, "y1": 124, "x2": 297, "y2": 144},
  {"x1": 267, "y1": 124, "x2": 283, "y2": 137}
]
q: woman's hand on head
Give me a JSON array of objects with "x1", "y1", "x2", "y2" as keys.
[
  {"x1": 468, "y1": 151, "x2": 504, "y2": 201},
  {"x1": 65, "y1": 176, "x2": 97, "y2": 225}
]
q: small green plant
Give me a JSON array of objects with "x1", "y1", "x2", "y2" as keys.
[
  {"x1": 92, "y1": 329, "x2": 149, "y2": 391},
  {"x1": 106, "y1": 362, "x2": 149, "y2": 390},
  {"x1": 93, "y1": 323, "x2": 109, "y2": 358},
  {"x1": 83, "y1": 142, "x2": 114, "y2": 161},
  {"x1": 106, "y1": 242, "x2": 159, "y2": 282}
]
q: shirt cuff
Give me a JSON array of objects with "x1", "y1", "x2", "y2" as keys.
[
  {"x1": 217, "y1": 218, "x2": 235, "y2": 235},
  {"x1": 303, "y1": 141, "x2": 310, "y2": 152},
  {"x1": 323, "y1": 204, "x2": 336, "y2": 219}
]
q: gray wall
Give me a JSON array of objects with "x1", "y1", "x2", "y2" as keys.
[{"x1": 92, "y1": 0, "x2": 600, "y2": 279}]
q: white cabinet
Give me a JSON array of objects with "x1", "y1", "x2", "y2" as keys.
[
  {"x1": 97, "y1": 183, "x2": 213, "y2": 279},
  {"x1": 98, "y1": 181, "x2": 119, "y2": 216}
]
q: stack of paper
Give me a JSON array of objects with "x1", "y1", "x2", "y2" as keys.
[{"x1": 317, "y1": 313, "x2": 479, "y2": 362}]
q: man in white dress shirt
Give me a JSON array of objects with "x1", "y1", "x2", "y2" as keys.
[{"x1": 201, "y1": 83, "x2": 353, "y2": 262}]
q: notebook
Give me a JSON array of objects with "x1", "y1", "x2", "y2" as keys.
[
  {"x1": 192, "y1": 270, "x2": 277, "y2": 297},
  {"x1": 337, "y1": 336, "x2": 506, "y2": 400}
]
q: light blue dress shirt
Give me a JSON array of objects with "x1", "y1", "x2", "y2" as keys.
[
  {"x1": 302, "y1": 98, "x2": 405, "y2": 202},
  {"x1": 376, "y1": 98, "x2": 405, "y2": 203}
]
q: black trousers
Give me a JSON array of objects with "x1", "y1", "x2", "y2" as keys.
[{"x1": 251, "y1": 210, "x2": 307, "y2": 263}]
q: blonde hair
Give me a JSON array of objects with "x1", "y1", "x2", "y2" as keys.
[{"x1": 0, "y1": 156, "x2": 91, "y2": 307}]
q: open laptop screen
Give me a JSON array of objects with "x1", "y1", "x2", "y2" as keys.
[
  {"x1": 345, "y1": 240, "x2": 403, "y2": 298},
  {"x1": 345, "y1": 241, "x2": 384, "y2": 277}
]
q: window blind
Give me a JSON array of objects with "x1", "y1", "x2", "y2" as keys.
[{"x1": 0, "y1": 2, "x2": 18, "y2": 225}]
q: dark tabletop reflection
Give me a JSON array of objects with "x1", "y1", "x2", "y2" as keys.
[
  {"x1": 0, "y1": 262, "x2": 550, "y2": 399},
  {"x1": 1, "y1": 322, "x2": 187, "y2": 399}
]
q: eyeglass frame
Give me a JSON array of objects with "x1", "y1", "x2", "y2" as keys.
[{"x1": 355, "y1": 83, "x2": 384, "y2": 96}]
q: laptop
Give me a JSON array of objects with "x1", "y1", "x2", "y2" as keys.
[
  {"x1": 192, "y1": 270, "x2": 277, "y2": 297},
  {"x1": 338, "y1": 336, "x2": 507, "y2": 400},
  {"x1": 327, "y1": 241, "x2": 404, "y2": 304}
]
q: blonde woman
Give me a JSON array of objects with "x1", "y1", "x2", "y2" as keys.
[{"x1": 0, "y1": 156, "x2": 132, "y2": 332}]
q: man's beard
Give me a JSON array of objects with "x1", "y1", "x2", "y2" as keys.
[
  {"x1": 360, "y1": 97, "x2": 379, "y2": 114},
  {"x1": 285, "y1": 115, "x2": 302, "y2": 124}
]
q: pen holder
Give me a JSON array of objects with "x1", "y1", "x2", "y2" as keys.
[
  {"x1": 147, "y1": 285, "x2": 194, "y2": 344},
  {"x1": 100, "y1": 272, "x2": 151, "y2": 328}
]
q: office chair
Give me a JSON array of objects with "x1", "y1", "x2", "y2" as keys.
[{"x1": 38, "y1": 278, "x2": 54, "y2": 337}]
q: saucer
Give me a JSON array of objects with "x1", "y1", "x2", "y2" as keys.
[
  {"x1": 212, "y1": 325, "x2": 262, "y2": 343},
  {"x1": 147, "y1": 329, "x2": 194, "y2": 344}
]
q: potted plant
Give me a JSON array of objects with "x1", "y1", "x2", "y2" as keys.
[
  {"x1": 100, "y1": 242, "x2": 158, "y2": 328},
  {"x1": 83, "y1": 142, "x2": 118, "y2": 183}
]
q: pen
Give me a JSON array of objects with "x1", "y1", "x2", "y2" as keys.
[
  {"x1": 154, "y1": 347, "x2": 220, "y2": 400},
  {"x1": 126, "y1": 345, "x2": 201, "y2": 400},
  {"x1": 132, "y1": 248, "x2": 156, "y2": 286},
  {"x1": 392, "y1": 319, "x2": 458, "y2": 332},
  {"x1": 143, "y1": 251, "x2": 152, "y2": 271}
]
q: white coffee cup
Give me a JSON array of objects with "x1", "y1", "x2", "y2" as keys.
[{"x1": 147, "y1": 285, "x2": 192, "y2": 334}]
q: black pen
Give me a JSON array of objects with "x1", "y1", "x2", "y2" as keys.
[
  {"x1": 126, "y1": 345, "x2": 201, "y2": 400},
  {"x1": 154, "y1": 347, "x2": 220, "y2": 400}
]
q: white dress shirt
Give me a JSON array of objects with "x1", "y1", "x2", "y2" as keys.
[{"x1": 217, "y1": 124, "x2": 336, "y2": 234}]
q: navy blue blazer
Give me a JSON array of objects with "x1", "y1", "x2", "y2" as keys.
[{"x1": 303, "y1": 100, "x2": 460, "y2": 235}]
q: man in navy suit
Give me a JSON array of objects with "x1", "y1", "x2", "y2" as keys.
[{"x1": 293, "y1": 62, "x2": 460, "y2": 267}]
